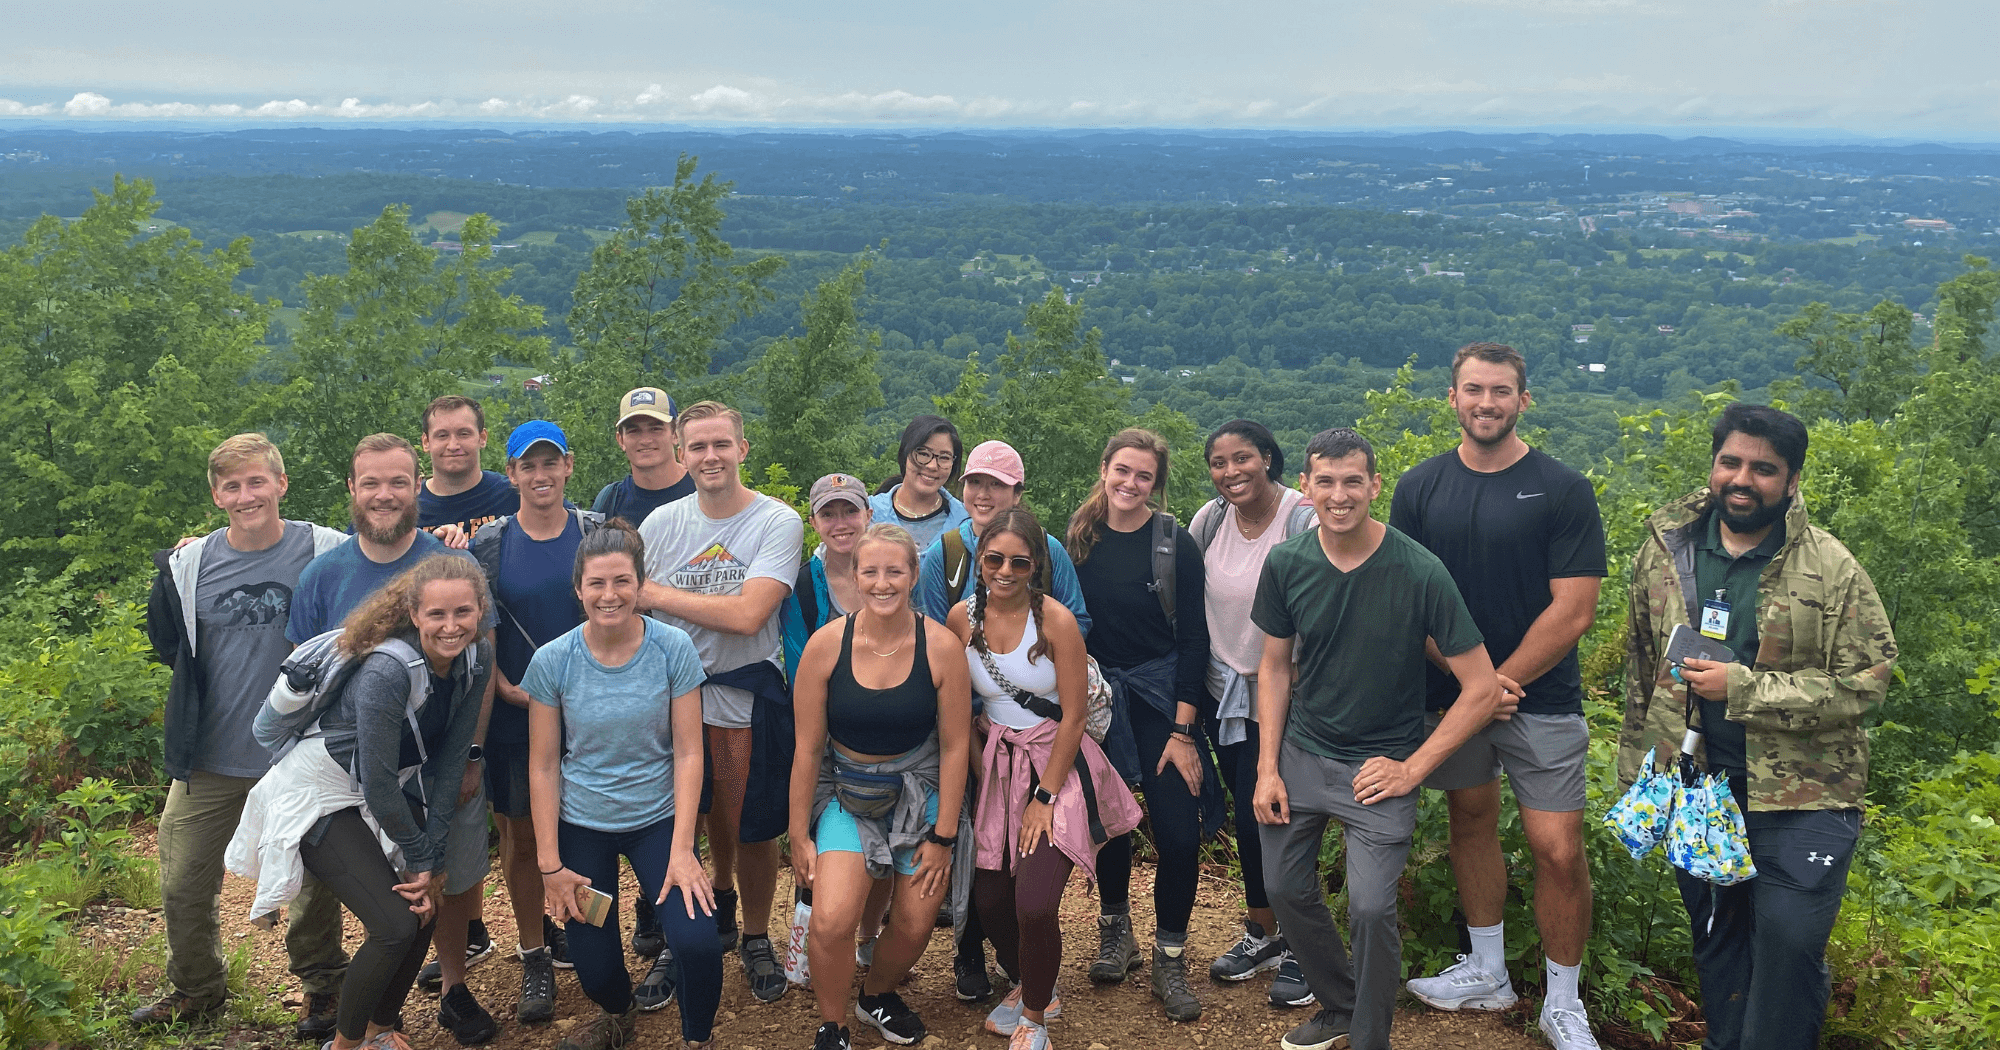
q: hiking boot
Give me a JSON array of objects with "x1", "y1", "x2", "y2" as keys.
[
  {"x1": 1280, "y1": 1006, "x2": 1351, "y2": 1050},
  {"x1": 1006, "y1": 1016, "x2": 1051, "y2": 1050},
  {"x1": 631, "y1": 895, "x2": 665, "y2": 957},
  {"x1": 1405, "y1": 954, "x2": 1518, "y2": 1011},
  {"x1": 518, "y1": 945, "x2": 557, "y2": 1024},
  {"x1": 418, "y1": 920, "x2": 497, "y2": 992},
  {"x1": 296, "y1": 991, "x2": 339, "y2": 1041},
  {"x1": 741, "y1": 934, "x2": 787, "y2": 1003},
  {"x1": 1539, "y1": 998, "x2": 1601, "y2": 1050},
  {"x1": 811, "y1": 1021, "x2": 851, "y2": 1050},
  {"x1": 1269, "y1": 951, "x2": 1315, "y2": 1008},
  {"x1": 954, "y1": 946, "x2": 994, "y2": 1002},
  {"x1": 855, "y1": 989, "x2": 926, "y2": 1045},
  {"x1": 1210, "y1": 919, "x2": 1284, "y2": 981},
  {"x1": 130, "y1": 989, "x2": 222, "y2": 1027},
  {"x1": 437, "y1": 983, "x2": 497, "y2": 1045},
  {"x1": 983, "y1": 983, "x2": 1062, "y2": 1036},
  {"x1": 1087, "y1": 912, "x2": 1140, "y2": 984},
  {"x1": 1151, "y1": 942, "x2": 1202, "y2": 1022},
  {"x1": 713, "y1": 888, "x2": 740, "y2": 952},
  {"x1": 556, "y1": 1005, "x2": 638, "y2": 1050},
  {"x1": 634, "y1": 947, "x2": 678, "y2": 1011}
]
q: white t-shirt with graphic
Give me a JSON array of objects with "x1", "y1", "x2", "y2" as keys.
[{"x1": 639, "y1": 492, "x2": 804, "y2": 728}]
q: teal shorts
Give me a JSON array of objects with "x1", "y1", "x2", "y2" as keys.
[{"x1": 814, "y1": 784, "x2": 940, "y2": 877}]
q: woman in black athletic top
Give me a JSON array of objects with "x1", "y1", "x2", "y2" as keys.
[{"x1": 789, "y1": 524, "x2": 971, "y2": 1050}]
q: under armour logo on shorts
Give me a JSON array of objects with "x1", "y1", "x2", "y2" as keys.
[{"x1": 1806, "y1": 851, "x2": 1836, "y2": 866}]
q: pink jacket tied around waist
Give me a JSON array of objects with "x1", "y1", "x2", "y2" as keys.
[{"x1": 974, "y1": 714, "x2": 1141, "y2": 878}]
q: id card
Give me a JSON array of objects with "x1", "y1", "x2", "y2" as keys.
[{"x1": 1700, "y1": 599, "x2": 1730, "y2": 640}]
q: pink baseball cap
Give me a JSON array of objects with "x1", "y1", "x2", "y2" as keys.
[{"x1": 962, "y1": 440, "x2": 1024, "y2": 487}]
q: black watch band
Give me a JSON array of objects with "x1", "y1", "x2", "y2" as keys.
[
  {"x1": 924, "y1": 828, "x2": 958, "y2": 848},
  {"x1": 1172, "y1": 722, "x2": 1198, "y2": 739},
  {"x1": 1031, "y1": 785, "x2": 1057, "y2": 805},
  {"x1": 466, "y1": 744, "x2": 484, "y2": 763}
]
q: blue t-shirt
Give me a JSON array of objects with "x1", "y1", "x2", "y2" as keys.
[
  {"x1": 593, "y1": 474, "x2": 695, "y2": 529},
  {"x1": 286, "y1": 531, "x2": 491, "y2": 644},
  {"x1": 421, "y1": 471, "x2": 519, "y2": 540},
  {"x1": 866, "y1": 485, "x2": 971, "y2": 553},
  {"x1": 522, "y1": 618, "x2": 708, "y2": 832},
  {"x1": 491, "y1": 515, "x2": 586, "y2": 748}
]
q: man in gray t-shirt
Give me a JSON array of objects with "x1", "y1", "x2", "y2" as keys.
[{"x1": 191, "y1": 526, "x2": 316, "y2": 777}]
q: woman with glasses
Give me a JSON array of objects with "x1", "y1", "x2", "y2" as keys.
[{"x1": 869, "y1": 416, "x2": 970, "y2": 551}]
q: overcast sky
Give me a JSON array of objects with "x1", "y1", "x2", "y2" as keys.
[{"x1": 2, "y1": 0, "x2": 1992, "y2": 137}]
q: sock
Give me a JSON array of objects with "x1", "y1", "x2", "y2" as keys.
[
  {"x1": 1157, "y1": 929, "x2": 1187, "y2": 958},
  {"x1": 1545, "y1": 958, "x2": 1581, "y2": 1005},
  {"x1": 1468, "y1": 922, "x2": 1506, "y2": 977}
]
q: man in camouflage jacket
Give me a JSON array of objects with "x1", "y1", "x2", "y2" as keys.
[{"x1": 1619, "y1": 403, "x2": 1895, "y2": 1050}]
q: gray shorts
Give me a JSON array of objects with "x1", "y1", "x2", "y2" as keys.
[
  {"x1": 701, "y1": 683, "x2": 754, "y2": 730},
  {"x1": 442, "y1": 780, "x2": 493, "y2": 896},
  {"x1": 1423, "y1": 711, "x2": 1588, "y2": 813}
]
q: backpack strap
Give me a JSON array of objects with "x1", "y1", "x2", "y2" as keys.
[
  {"x1": 1192, "y1": 497, "x2": 1228, "y2": 552},
  {"x1": 1282, "y1": 500, "x2": 1317, "y2": 538},
  {"x1": 362, "y1": 637, "x2": 436, "y2": 802},
  {"x1": 942, "y1": 529, "x2": 971, "y2": 604},
  {"x1": 1149, "y1": 511, "x2": 1178, "y2": 625}
]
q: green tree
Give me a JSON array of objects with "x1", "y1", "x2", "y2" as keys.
[
  {"x1": 987, "y1": 289, "x2": 1133, "y2": 521},
  {"x1": 1774, "y1": 299, "x2": 1919, "y2": 423},
  {"x1": 752, "y1": 254, "x2": 885, "y2": 487},
  {"x1": 280, "y1": 208, "x2": 545, "y2": 519},
  {"x1": 0, "y1": 176, "x2": 269, "y2": 589}
]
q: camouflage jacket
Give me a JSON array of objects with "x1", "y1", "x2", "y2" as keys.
[{"x1": 1617, "y1": 487, "x2": 1896, "y2": 811}]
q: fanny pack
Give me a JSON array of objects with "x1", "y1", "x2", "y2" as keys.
[{"x1": 832, "y1": 765, "x2": 904, "y2": 820}]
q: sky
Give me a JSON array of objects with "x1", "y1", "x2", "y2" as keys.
[{"x1": 2, "y1": 0, "x2": 1994, "y2": 138}]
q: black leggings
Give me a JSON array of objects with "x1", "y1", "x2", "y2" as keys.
[
  {"x1": 298, "y1": 807, "x2": 436, "y2": 1040},
  {"x1": 1097, "y1": 699, "x2": 1202, "y2": 935},
  {"x1": 1207, "y1": 715, "x2": 1271, "y2": 911}
]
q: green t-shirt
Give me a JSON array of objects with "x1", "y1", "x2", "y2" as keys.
[{"x1": 1251, "y1": 525, "x2": 1484, "y2": 763}]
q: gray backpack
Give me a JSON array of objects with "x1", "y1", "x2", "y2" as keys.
[{"x1": 258, "y1": 630, "x2": 434, "y2": 787}]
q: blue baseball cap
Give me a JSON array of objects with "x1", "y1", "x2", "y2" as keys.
[{"x1": 506, "y1": 420, "x2": 570, "y2": 459}]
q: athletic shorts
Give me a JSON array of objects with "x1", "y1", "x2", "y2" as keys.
[
  {"x1": 482, "y1": 746, "x2": 532, "y2": 821},
  {"x1": 1422, "y1": 711, "x2": 1588, "y2": 813},
  {"x1": 813, "y1": 784, "x2": 940, "y2": 877},
  {"x1": 442, "y1": 780, "x2": 494, "y2": 896},
  {"x1": 701, "y1": 683, "x2": 754, "y2": 730}
]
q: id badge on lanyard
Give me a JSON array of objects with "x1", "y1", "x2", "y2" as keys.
[{"x1": 1700, "y1": 589, "x2": 1730, "y2": 640}]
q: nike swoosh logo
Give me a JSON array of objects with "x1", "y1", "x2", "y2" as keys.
[
  {"x1": 1516, "y1": 492, "x2": 1545, "y2": 500},
  {"x1": 948, "y1": 560, "x2": 968, "y2": 588}
]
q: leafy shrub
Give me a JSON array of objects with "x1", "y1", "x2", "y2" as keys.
[{"x1": 0, "y1": 866, "x2": 81, "y2": 1045}]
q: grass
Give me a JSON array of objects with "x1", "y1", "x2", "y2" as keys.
[
  {"x1": 1822, "y1": 233, "x2": 1882, "y2": 246},
  {"x1": 421, "y1": 210, "x2": 472, "y2": 234}
]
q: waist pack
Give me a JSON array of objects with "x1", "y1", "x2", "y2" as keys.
[{"x1": 832, "y1": 765, "x2": 904, "y2": 821}]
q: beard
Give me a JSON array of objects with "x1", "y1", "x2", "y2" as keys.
[
  {"x1": 352, "y1": 496, "x2": 419, "y2": 546},
  {"x1": 1457, "y1": 406, "x2": 1521, "y2": 448},
  {"x1": 1717, "y1": 487, "x2": 1791, "y2": 534}
]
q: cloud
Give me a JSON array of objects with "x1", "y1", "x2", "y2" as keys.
[{"x1": 0, "y1": 98, "x2": 55, "y2": 116}]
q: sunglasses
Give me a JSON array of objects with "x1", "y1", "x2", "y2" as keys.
[{"x1": 980, "y1": 551, "x2": 1035, "y2": 575}]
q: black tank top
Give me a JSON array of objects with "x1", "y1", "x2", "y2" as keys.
[{"x1": 826, "y1": 612, "x2": 937, "y2": 756}]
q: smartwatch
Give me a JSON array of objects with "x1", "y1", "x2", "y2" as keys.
[
  {"x1": 1172, "y1": 722, "x2": 1199, "y2": 739},
  {"x1": 924, "y1": 828, "x2": 959, "y2": 848},
  {"x1": 1031, "y1": 785, "x2": 1057, "y2": 806},
  {"x1": 466, "y1": 744, "x2": 484, "y2": 763}
]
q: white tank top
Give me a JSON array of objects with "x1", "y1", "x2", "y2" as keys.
[{"x1": 967, "y1": 611, "x2": 1058, "y2": 730}]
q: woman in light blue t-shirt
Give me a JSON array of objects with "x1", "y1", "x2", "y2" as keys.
[{"x1": 525, "y1": 520, "x2": 719, "y2": 1050}]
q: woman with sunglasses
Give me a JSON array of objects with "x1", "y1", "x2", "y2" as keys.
[
  {"x1": 949, "y1": 508, "x2": 1140, "y2": 1050},
  {"x1": 868, "y1": 416, "x2": 969, "y2": 551},
  {"x1": 1065, "y1": 429, "x2": 1215, "y2": 1023}
]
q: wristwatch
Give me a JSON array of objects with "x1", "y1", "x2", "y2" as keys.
[
  {"x1": 466, "y1": 744, "x2": 484, "y2": 763},
  {"x1": 1172, "y1": 722, "x2": 1199, "y2": 739},
  {"x1": 924, "y1": 828, "x2": 959, "y2": 848},
  {"x1": 1031, "y1": 785, "x2": 1057, "y2": 806}
]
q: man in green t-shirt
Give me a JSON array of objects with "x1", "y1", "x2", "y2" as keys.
[{"x1": 1251, "y1": 428, "x2": 1512, "y2": 1050}]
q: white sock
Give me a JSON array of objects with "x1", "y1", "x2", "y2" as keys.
[
  {"x1": 1468, "y1": 922, "x2": 1507, "y2": 977},
  {"x1": 1545, "y1": 958, "x2": 1582, "y2": 1005}
]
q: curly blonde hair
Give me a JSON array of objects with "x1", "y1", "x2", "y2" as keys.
[{"x1": 339, "y1": 554, "x2": 489, "y2": 657}]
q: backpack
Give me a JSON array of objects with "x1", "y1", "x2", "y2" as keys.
[
  {"x1": 259, "y1": 630, "x2": 434, "y2": 785},
  {"x1": 1189, "y1": 493, "x2": 1317, "y2": 554},
  {"x1": 474, "y1": 509, "x2": 604, "y2": 651}
]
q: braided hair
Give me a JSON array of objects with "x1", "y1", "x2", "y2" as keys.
[{"x1": 969, "y1": 506, "x2": 1052, "y2": 664}]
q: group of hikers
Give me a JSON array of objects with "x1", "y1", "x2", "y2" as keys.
[{"x1": 137, "y1": 340, "x2": 1896, "y2": 1050}]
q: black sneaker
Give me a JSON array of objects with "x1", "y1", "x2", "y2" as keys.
[
  {"x1": 1279, "y1": 1006, "x2": 1352, "y2": 1050},
  {"x1": 855, "y1": 990, "x2": 926, "y2": 1045},
  {"x1": 545, "y1": 915, "x2": 573, "y2": 969},
  {"x1": 295, "y1": 991, "x2": 338, "y2": 1041},
  {"x1": 1210, "y1": 919, "x2": 1285, "y2": 981},
  {"x1": 812, "y1": 1021, "x2": 852, "y2": 1050},
  {"x1": 634, "y1": 948, "x2": 677, "y2": 1011},
  {"x1": 1269, "y1": 950, "x2": 1316, "y2": 1008},
  {"x1": 630, "y1": 895, "x2": 665, "y2": 958},
  {"x1": 741, "y1": 934, "x2": 787, "y2": 1003},
  {"x1": 437, "y1": 982, "x2": 498, "y2": 1046},
  {"x1": 954, "y1": 948, "x2": 994, "y2": 1003},
  {"x1": 713, "y1": 888, "x2": 740, "y2": 953},
  {"x1": 418, "y1": 920, "x2": 499, "y2": 992},
  {"x1": 519, "y1": 945, "x2": 557, "y2": 1024}
]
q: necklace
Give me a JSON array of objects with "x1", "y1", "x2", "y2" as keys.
[
  {"x1": 861, "y1": 616, "x2": 914, "y2": 657},
  {"x1": 1235, "y1": 487, "x2": 1279, "y2": 537}
]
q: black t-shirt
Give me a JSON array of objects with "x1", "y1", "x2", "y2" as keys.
[
  {"x1": 1389, "y1": 447, "x2": 1607, "y2": 716},
  {"x1": 1072, "y1": 520, "x2": 1211, "y2": 710},
  {"x1": 593, "y1": 473, "x2": 696, "y2": 529}
]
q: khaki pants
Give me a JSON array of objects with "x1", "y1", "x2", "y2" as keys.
[{"x1": 158, "y1": 771, "x2": 348, "y2": 1003}]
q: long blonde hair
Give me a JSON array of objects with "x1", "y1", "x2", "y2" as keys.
[
  {"x1": 339, "y1": 554, "x2": 490, "y2": 657},
  {"x1": 1067, "y1": 428, "x2": 1170, "y2": 565}
]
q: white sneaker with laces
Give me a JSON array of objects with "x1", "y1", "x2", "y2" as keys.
[
  {"x1": 1404, "y1": 954, "x2": 1518, "y2": 1011},
  {"x1": 1539, "y1": 998, "x2": 1600, "y2": 1050}
]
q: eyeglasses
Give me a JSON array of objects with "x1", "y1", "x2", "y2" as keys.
[
  {"x1": 980, "y1": 551, "x2": 1035, "y2": 575},
  {"x1": 909, "y1": 448, "x2": 956, "y2": 468}
]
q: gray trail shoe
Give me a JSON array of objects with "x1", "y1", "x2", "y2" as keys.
[
  {"x1": 557, "y1": 1005, "x2": 638, "y2": 1050},
  {"x1": 1150, "y1": 942, "x2": 1203, "y2": 1022},
  {"x1": 517, "y1": 946, "x2": 556, "y2": 1024},
  {"x1": 1088, "y1": 912, "x2": 1141, "y2": 984}
]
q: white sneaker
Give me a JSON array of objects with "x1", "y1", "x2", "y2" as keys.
[
  {"x1": 1539, "y1": 998, "x2": 1600, "y2": 1050},
  {"x1": 1404, "y1": 954, "x2": 1518, "y2": 1011}
]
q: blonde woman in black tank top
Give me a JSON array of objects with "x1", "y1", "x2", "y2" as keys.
[{"x1": 789, "y1": 525, "x2": 972, "y2": 1050}]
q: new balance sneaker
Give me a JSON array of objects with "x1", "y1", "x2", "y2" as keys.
[
  {"x1": 436, "y1": 983, "x2": 497, "y2": 1046},
  {"x1": 418, "y1": 921, "x2": 498, "y2": 992},
  {"x1": 811, "y1": 1021, "x2": 851, "y2": 1050},
  {"x1": 1210, "y1": 919, "x2": 1285, "y2": 981},
  {"x1": 296, "y1": 991, "x2": 339, "y2": 1041},
  {"x1": 1539, "y1": 998, "x2": 1601, "y2": 1050},
  {"x1": 1087, "y1": 912, "x2": 1141, "y2": 984},
  {"x1": 1006, "y1": 1015, "x2": 1051, "y2": 1050},
  {"x1": 713, "y1": 887, "x2": 741, "y2": 953},
  {"x1": 634, "y1": 948, "x2": 677, "y2": 1011},
  {"x1": 1405, "y1": 954, "x2": 1518, "y2": 1011},
  {"x1": 129, "y1": 989, "x2": 222, "y2": 1027},
  {"x1": 741, "y1": 934, "x2": 788, "y2": 1003},
  {"x1": 1150, "y1": 943, "x2": 1202, "y2": 1022},
  {"x1": 1269, "y1": 952, "x2": 1315, "y2": 1008},
  {"x1": 855, "y1": 990, "x2": 926, "y2": 1045},
  {"x1": 954, "y1": 946, "x2": 994, "y2": 1002},
  {"x1": 556, "y1": 1005, "x2": 637, "y2": 1050},
  {"x1": 983, "y1": 984, "x2": 1063, "y2": 1036},
  {"x1": 519, "y1": 945, "x2": 557, "y2": 1024},
  {"x1": 1279, "y1": 1006, "x2": 1351, "y2": 1050}
]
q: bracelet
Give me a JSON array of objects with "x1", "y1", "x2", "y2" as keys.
[
  {"x1": 924, "y1": 828, "x2": 958, "y2": 848},
  {"x1": 1172, "y1": 722, "x2": 1198, "y2": 739},
  {"x1": 538, "y1": 865, "x2": 563, "y2": 875}
]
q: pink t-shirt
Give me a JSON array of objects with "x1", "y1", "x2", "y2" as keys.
[{"x1": 1196, "y1": 487, "x2": 1308, "y2": 676}]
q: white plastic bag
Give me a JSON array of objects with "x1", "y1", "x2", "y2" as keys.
[{"x1": 783, "y1": 888, "x2": 812, "y2": 987}]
